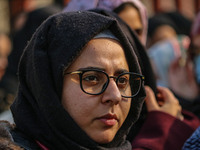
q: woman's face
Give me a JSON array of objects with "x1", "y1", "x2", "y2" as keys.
[{"x1": 62, "y1": 39, "x2": 131, "y2": 144}]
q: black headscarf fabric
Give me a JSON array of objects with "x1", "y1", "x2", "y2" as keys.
[{"x1": 10, "y1": 11, "x2": 146, "y2": 149}]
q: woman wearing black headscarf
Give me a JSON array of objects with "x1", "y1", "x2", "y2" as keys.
[
  {"x1": 0, "y1": 9, "x2": 199, "y2": 150},
  {"x1": 0, "y1": 10, "x2": 146, "y2": 149}
]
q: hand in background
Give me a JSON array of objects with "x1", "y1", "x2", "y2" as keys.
[
  {"x1": 145, "y1": 86, "x2": 184, "y2": 121},
  {"x1": 168, "y1": 58, "x2": 199, "y2": 100}
]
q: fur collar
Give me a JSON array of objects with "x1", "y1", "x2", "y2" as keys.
[{"x1": 0, "y1": 120, "x2": 23, "y2": 149}]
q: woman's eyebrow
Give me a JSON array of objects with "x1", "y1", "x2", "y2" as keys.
[
  {"x1": 78, "y1": 67, "x2": 129, "y2": 74},
  {"x1": 115, "y1": 69, "x2": 129, "y2": 74}
]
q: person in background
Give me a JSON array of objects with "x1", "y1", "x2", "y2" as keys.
[
  {"x1": 164, "y1": 10, "x2": 200, "y2": 119},
  {"x1": 147, "y1": 14, "x2": 177, "y2": 48},
  {"x1": 146, "y1": 10, "x2": 200, "y2": 119},
  {"x1": 147, "y1": 35, "x2": 199, "y2": 101},
  {"x1": 112, "y1": 0, "x2": 147, "y2": 46},
  {"x1": 163, "y1": 11, "x2": 192, "y2": 36}
]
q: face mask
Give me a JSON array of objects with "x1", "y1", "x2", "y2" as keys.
[{"x1": 194, "y1": 54, "x2": 200, "y2": 84}]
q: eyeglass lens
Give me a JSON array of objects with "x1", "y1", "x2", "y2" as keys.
[{"x1": 81, "y1": 70, "x2": 142, "y2": 97}]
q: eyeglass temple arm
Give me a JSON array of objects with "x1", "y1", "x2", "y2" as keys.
[{"x1": 64, "y1": 71, "x2": 82, "y2": 76}]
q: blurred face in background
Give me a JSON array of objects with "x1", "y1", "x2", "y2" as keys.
[
  {"x1": 0, "y1": 34, "x2": 11, "y2": 80},
  {"x1": 150, "y1": 25, "x2": 177, "y2": 47},
  {"x1": 118, "y1": 5, "x2": 143, "y2": 42}
]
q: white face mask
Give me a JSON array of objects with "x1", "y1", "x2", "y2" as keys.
[{"x1": 194, "y1": 54, "x2": 200, "y2": 84}]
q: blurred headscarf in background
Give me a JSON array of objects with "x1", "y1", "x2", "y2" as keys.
[{"x1": 63, "y1": 0, "x2": 148, "y2": 45}]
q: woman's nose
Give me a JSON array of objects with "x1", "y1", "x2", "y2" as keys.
[{"x1": 101, "y1": 79, "x2": 122, "y2": 105}]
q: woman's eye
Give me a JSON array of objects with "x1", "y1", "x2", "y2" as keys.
[
  {"x1": 83, "y1": 75, "x2": 98, "y2": 81},
  {"x1": 118, "y1": 77, "x2": 128, "y2": 87},
  {"x1": 82, "y1": 75, "x2": 100, "y2": 85}
]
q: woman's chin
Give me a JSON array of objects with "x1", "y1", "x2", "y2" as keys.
[{"x1": 89, "y1": 131, "x2": 116, "y2": 144}]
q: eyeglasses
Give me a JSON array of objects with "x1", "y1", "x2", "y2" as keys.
[{"x1": 64, "y1": 69, "x2": 144, "y2": 98}]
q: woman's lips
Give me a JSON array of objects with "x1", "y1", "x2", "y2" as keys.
[{"x1": 98, "y1": 114, "x2": 118, "y2": 126}]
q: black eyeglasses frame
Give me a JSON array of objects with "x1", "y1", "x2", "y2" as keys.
[{"x1": 64, "y1": 68, "x2": 145, "y2": 98}]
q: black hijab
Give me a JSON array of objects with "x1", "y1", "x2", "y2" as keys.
[{"x1": 11, "y1": 11, "x2": 146, "y2": 149}]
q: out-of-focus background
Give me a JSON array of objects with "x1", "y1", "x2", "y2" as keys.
[
  {"x1": 0, "y1": 0, "x2": 68, "y2": 34},
  {"x1": 1, "y1": 0, "x2": 200, "y2": 34}
]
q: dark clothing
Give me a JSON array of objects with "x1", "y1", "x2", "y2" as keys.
[
  {"x1": 11, "y1": 129, "x2": 41, "y2": 150},
  {"x1": 10, "y1": 10, "x2": 146, "y2": 150},
  {"x1": 175, "y1": 93, "x2": 200, "y2": 119},
  {"x1": 0, "y1": 120, "x2": 40, "y2": 149},
  {"x1": 182, "y1": 126, "x2": 200, "y2": 149}
]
